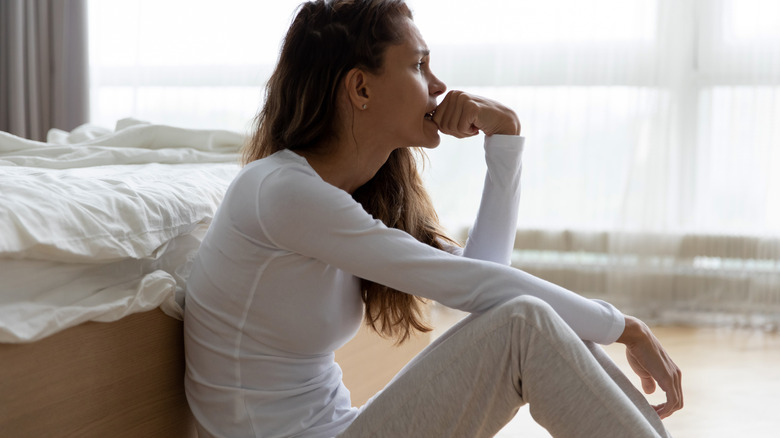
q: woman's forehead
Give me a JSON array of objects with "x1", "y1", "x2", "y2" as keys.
[{"x1": 395, "y1": 18, "x2": 429, "y2": 57}]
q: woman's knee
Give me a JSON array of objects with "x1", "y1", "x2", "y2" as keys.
[
  {"x1": 502, "y1": 295, "x2": 555, "y2": 313},
  {"x1": 492, "y1": 295, "x2": 559, "y2": 324}
]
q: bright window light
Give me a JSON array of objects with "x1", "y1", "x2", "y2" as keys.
[
  {"x1": 726, "y1": 0, "x2": 780, "y2": 41},
  {"x1": 89, "y1": 0, "x2": 301, "y2": 67},
  {"x1": 410, "y1": 0, "x2": 657, "y2": 45}
]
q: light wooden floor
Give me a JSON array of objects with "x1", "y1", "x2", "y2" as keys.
[{"x1": 431, "y1": 306, "x2": 780, "y2": 438}]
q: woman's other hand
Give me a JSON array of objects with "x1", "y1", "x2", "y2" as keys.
[
  {"x1": 617, "y1": 315, "x2": 684, "y2": 419},
  {"x1": 431, "y1": 90, "x2": 521, "y2": 137}
]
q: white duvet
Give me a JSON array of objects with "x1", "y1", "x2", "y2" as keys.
[{"x1": 0, "y1": 119, "x2": 242, "y2": 342}]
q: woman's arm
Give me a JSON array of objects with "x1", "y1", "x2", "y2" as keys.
[
  {"x1": 254, "y1": 165, "x2": 624, "y2": 345},
  {"x1": 459, "y1": 134, "x2": 524, "y2": 264},
  {"x1": 436, "y1": 91, "x2": 525, "y2": 265}
]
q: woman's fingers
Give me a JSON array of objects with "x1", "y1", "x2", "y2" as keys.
[
  {"x1": 625, "y1": 350, "x2": 657, "y2": 394},
  {"x1": 434, "y1": 91, "x2": 472, "y2": 138},
  {"x1": 657, "y1": 364, "x2": 683, "y2": 419},
  {"x1": 655, "y1": 347, "x2": 683, "y2": 418},
  {"x1": 432, "y1": 90, "x2": 520, "y2": 137}
]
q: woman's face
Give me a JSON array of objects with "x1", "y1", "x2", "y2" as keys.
[{"x1": 365, "y1": 18, "x2": 446, "y2": 149}]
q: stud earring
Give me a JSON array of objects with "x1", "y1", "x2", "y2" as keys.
[{"x1": 362, "y1": 104, "x2": 367, "y2": 110}]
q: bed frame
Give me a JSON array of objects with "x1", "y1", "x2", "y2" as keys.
[
  {"x1": 0, "y1": 308, "x2": 429, "y2": 437},
  {"x1": 0, "y1": 309, "x2": 197, "y2": 437}
]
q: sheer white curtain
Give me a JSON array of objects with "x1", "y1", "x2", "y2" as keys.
[
  {"x1": 410, "y1": 0, "x2": 780, "y2": 327},
  {"x1": 412, "y1": 0, "x2": 780, "y2": 236},
  {"x1": 89, "y1": 0, "x2": 780, "y2": 327},
  {"x1": 88, "y1": 0, "x2": 304, "y2": 133}
]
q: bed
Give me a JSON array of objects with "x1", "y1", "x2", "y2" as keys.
[{"x1": 0, "y1": 120, "x2": 429, "y2": 436}]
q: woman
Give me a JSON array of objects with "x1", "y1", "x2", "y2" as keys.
[{"x1": 183, "y1": 1, "x2": 683, "y2": 437}]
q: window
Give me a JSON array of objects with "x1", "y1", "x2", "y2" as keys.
[
  {"x1": 88, "y1": 0, "x2": 303, "y2": 132},
  {"x1": 88, "y1": 0, "x2": 780, "y2": 236}
]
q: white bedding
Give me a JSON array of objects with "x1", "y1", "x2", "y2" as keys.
[{"x1": 0, "y1": 119, "x2": 242, "y2": 342}]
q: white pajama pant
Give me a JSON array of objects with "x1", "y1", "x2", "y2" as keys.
[{"x1": 337, "y1": 296, "x2": 672, "y2": 438}]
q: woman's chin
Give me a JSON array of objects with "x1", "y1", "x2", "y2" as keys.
[{"x1": 418, "y1": 129, "x2": 441, "y2": 149}]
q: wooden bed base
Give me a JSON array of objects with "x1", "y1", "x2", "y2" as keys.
[
  {"x1": 0, "y1": 309, "x2": 197, "y2": 438},
  {"x1": 0, "y1": 308, "x2": 430, "y2": 437}
]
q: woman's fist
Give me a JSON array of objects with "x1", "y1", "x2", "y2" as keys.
[{"x1": 432, "y1": 90, "x2": 521, "y2": 137}]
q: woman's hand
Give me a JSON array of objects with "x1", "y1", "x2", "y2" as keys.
[
  {"x1": 431, "y1": 90, "x2": 521, "y2": 137},
  {"x1": 617, "y1": 315, "x2": 684, "y2": 419}
]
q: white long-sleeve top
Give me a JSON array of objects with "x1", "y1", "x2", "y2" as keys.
[{"x1": 183, "y1": 135, "x2": 625, "y2": 438}]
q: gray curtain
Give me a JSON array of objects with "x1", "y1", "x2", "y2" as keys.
[{"x1": 0, "y1": 0, "x2": 89, "y2": 141}]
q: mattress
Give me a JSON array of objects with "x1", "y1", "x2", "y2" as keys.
[{"x1": 0, "y1": 119, "x2": 242, "y2": 342}]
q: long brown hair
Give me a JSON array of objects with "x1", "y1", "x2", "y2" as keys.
[{"x1": 243, "y1": 0, "x2": 456, "y2": 343}]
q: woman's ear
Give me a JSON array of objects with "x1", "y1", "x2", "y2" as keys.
[{"x1": 344, "y1": 68, "x2": 370, "y2": 111}]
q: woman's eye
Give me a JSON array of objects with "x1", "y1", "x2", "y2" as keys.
[{"x1": 416, "y1": 61, "x2": 425, "y2": 71}]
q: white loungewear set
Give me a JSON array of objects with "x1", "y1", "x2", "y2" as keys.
[{"x1": 183, "y1": 134, "x2": 671, "y2": 437}]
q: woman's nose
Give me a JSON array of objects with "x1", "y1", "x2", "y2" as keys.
[{"x1": 429, "y1": 74, "x2": 446, "y2": 97}]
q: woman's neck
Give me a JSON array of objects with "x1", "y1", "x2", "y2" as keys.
[{"x1": 295, "y1": 139, "x2": 393, "y2": 194}]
